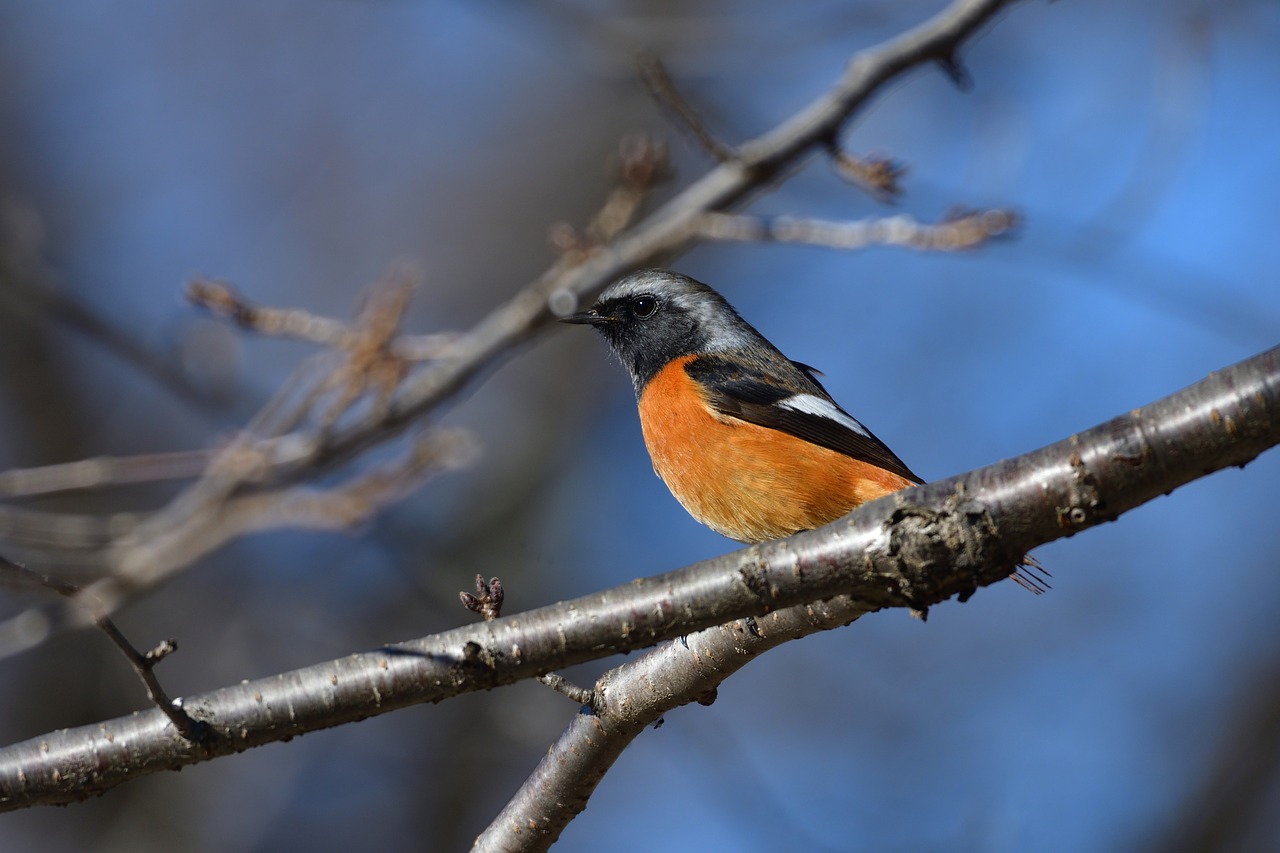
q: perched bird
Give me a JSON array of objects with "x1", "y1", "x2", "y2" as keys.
[
  {"x1": 564, "y1": 269, "x2": 1045, "y2": 592},
  {"x1": 562, "y1": 268, "x2": 927, "y2": 545}
]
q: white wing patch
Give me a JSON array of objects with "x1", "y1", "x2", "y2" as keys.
[{"x1": 777, "y1": 393, "x2": 871, "y2": 437}]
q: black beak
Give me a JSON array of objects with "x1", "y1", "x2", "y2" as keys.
[{"x1": 559, "y1": 309, "x2": 613, "y2": 326}]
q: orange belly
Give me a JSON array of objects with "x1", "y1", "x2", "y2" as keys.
[{"x1": 637, "y1": 356, "x2": 916, "y2": 543}]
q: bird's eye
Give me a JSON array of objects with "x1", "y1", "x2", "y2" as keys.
[{"x1": 631, "y1": 295, "x2": 657, "y2": 319}]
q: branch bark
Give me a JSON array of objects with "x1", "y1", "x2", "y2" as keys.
[
  {"x1": 474, "y1": 596, "x2": 877, "y2": 853},
  {"x1": 0, "y1": 343, "x2": 1274, "y2": 813}
]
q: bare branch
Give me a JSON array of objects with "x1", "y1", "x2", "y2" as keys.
[
  {"x1": 691, "y1": 208, "x2": 1018, "y2": 252},
  {"x1": 0, "y1": 258, "x2": 483, "y2": 657},
  {"x1": 589, "y1": 136, "x2": 674, "y2": 243},
  {"x1": 476, "y1": 598, "x2": 874, "y2": 852},
  {"x1": 0, "y1": 343, "x2": 1273, "y2": 811},
  {"x1": 0, "y1": 557, "x2": 208, "y2": 742},
  {"x1": 0, "y1": 428, "x2": 476, "y2": 659},
  {"x1": 0, "y1": 233, "x2": 221, "y2": 410},
  {"x1": 0, "y1": 450, "x2": 213, "y2": 499},
  {"x1": 84, "y1": 627, "x2": 209, "y2": 744},
  {"x1": 634, "y1": 50, "x2": 735, "y2": 163},
  {"x1": 189, "y1": 268, "x2": 424, "y2": 429},
  {"x1": 188, "y1": 277, "x2": 458, "y2": 363},
  {"x1": 0, "y1": 505, "x2": 128, "y2": 551},
  {"x1": 187, "y1": 278, "x2": 350, "y2": 346},
  {"x1": 549, "y1": 136, "x2": 673, "y2": 263},
  {"x1": 534, "y1": 672, "x2": 597, "y2": 708}
]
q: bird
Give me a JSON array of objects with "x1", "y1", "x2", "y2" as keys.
[{"x1": 562, "y1": 269, "x2": 1045, "y2": 592}]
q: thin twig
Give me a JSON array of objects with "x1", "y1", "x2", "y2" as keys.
[
  {"x1": 829, "y1": 146, "x2": 909, "y2": 202},
  {"x1": 315, "y1": 271, "x2": 417, "y2": 429},
  {"x1": 0, "y1": 266, "x2": 222, "y2": 411},
  {"x1": 0, "y1": 556, "x2": 209, "y2": 742},
  {"x1": 88, "y1": 627, "x2": 209, "y2": 743},
  {"x1": 549, "y1": 136, "x2": 673, "y2": 263},
  {"x1": 634, "y1": 50, "x2": 735, "y2": 163},
  {"x1": 285, "y1": 0, "x2": 1033, "y2": 487},
  {"x1": 535, "y1": 672, "x2": 597, "y2": 707},
  {"x1": 101, "y1": 428, "x2": 478, "y2": 598},
  {"x1": 0, "y1": 505, "x2": 130, "y2": 550},
  {"x1": 187, "y1": 279, "x2": 350, "y2": 346}
]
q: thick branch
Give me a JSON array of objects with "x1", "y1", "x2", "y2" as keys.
[
  {"x1": 0, "y1": 344, "x2": 1274, "y2": 811},
  {"x1": 475, "y1": 598, "x2": 875, "y2": 852}
]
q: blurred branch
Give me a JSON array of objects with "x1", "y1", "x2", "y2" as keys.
[
  {"x1": 0, "y1": 214, "x2": 223, "y2": 411},
  {"x1": 634, "y1": 50, "x2": 734, "y2": 162},
  {"x1": 0, "y1": 343, "x2": 1275, "y2": 812},
  {"x1": 0, "y1": 427, "x2": 476, "y2": 657},
  {"x1": 830, "y1": 147, "x2": 908, "y2": 202},
  {"x1": 1144, "y1": 648, "x2": 1280, "y2": 853},
  {"x1": 0, "y1": 506, "x2": 128, "y2": 551},
  {"x1": 188, "y1": 267, "x2": 441, "y2": 429},
  {"x1": 188, "y1": 271, "x2": 456, "y2": 364},
  {"x1": 691, "y1": 208, "x2": 1018, "y2": 251},
  {"x1": 0, "y1": 264, "x2": 481, "y2": 656},
  {"x1": 547, "y1": 135, "x2": 673, "y2": 262},
  {"x1": 0, "y1": 278, "x2": 215, "y2": 407},
  {"x1": 0, "y1": 450, "x2": 213, "y2": 499}
]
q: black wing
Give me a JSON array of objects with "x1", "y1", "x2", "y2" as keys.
[{"x1": 686, "y1": 355, "x2": 922, "y2": 484}]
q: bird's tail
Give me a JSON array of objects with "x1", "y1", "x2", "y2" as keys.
[{"x1": 1011, "y1": 555, "x2": 1051, "y2": 595}]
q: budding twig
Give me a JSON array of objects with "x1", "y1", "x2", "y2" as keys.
[
  {"x1": 0, "y1": 555, "x2": 210, "y2": 742},
  {"x1": 459, "y1": 574, "x2": 598, "y2": 709}
]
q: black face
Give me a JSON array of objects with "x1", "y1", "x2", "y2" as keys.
[{"x1": 564, "y1": 291, "x2": 706, "y2": 393}]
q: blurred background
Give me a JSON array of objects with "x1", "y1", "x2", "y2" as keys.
[{"x1": 1, "y1": 0, "x2": 1278, "y2": 850}]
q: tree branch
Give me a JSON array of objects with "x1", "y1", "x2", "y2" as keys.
[
  {"x1": 0, "y1": 429, "x2": 475, "y2": 658},
  {"x1": 691, "y1": 209, "x2": 1018, "y2": 251},
  {"x1": 0, "y1": 450, "x2": 213, "y2": 499},
  {"x1": 0, "y1": 343, "x2": 1273, "y2": 812},
  {"x1": 474, "y1": 598, "x2": 875, "y2": 852}
]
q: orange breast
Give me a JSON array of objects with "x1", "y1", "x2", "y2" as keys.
[{"x1": 637, "y1": 355, "x2": 916, "y2": 543}]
